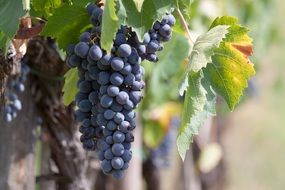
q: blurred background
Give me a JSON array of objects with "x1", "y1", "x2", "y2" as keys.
[{"x1": 0, "y1": 0, "x2": 284, "y2": 190}]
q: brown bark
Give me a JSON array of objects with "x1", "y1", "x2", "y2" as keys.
[{"x1": 25, "y1": 37, "x2": 89, "y2": 190}]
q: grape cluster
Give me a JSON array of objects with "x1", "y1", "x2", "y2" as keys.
[
  {"x1": 67, "y1": 3, "x2": 175, "y2": 179},
  {"x1": 2, "y1": 58, "x2": 30, "y2": 122},
  {"x1": 142, "y1": 14, "x2": 176, "y2": 62}
]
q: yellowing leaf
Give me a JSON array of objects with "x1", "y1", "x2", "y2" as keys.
[{"x1": 205, "y1": 16, "x2": 256, "y2": 110}]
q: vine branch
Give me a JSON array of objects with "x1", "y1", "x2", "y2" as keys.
[{"x1": 176, "y1": 8, "x2": 194, "y2": 46}]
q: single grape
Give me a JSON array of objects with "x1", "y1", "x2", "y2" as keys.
[
  {"x1": 89, "y1": 45, "x2": 103, "y2": 61},
  {"x1": 117, "y1": 44, "x2": 132, "y2": 57},
  {"x1": 111, "y1": 157, "x2": 124, "y2": 169},
  {"x1": 100, "y1": 95, "x2": 113, "y2": 108},
  {"x1": 107, "y1": 85, "x2": 120, "y2": 97},
  {"x1": 78, "y1": 99, "x2": 92, "y2": 112},
  {"x1": 101, "y1": 159, "x2": 112, "y2": 173},
  {"x1": 104, "y1": 148, "x2": 114, "y2": 160},
  {"x1": 113, "y1": 131, "x2": 125, "y2": 143},
  {"x1": 110, "y1": 72, "x2": 124, "y2": 86},
  {"x1": 74, "y1": 42, "x2": 89, "y2": 58},
  {"x1": 116, "y1": 91, "x2": 129, "y2": 105},
  {"x1": 111, "y1": 57, "x2": 124, "y2": 71},
  {"x1": 113, "y1": 112, "x2": 125, "y2": 124}
]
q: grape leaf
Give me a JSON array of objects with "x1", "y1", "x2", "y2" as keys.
[
  {"x1": 63, "y1": 68, "x2": 79, "y2": 106},
  {"x1": 179, "y1": 25, "x2": 229, "y2": 96},
  {"x1": 41, "y1": 4, "x2": 90, "y2": 50},
  {"x1": 31, "y1": 0, "x2": 61, "y2": 17},
  {"x1": 101, "y1": 0, "x2": 120, "y2": 52},
  {"x1": 189, "y1": 25, "x2": 229, "y2": 72},
  {"x1": 119, "y1": 0, "x2": 174, "y2": 40},
  {"x1": 0, "y1": 0, "x2": 26, "y2": 39},
  {"x1": 177, "y1": 71, "x2": 216, "y2": 160},
  {"x1": 204, "y1": 16, "x2": 255, "y2": 110}
]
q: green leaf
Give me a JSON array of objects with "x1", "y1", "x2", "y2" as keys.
[
  {"x1": 101, "y1": 0, "x2": 120, "y2": 52},
  {"x1": 149, "y1": 32, "x2": 190, "y2": 104},
  {"x1": 41, "y1": 4, "x2": 90, "y2": 50},
  {"x1": 204, "y1": 16, "x2": 255, "y2": 110},
  {"x1": 177, "y1": 71, "x2": 216, "y2": 160},
  {"x1": 119, "y1": 0, "x2": 174, "y2": 39},
  {"x1": 0, "y1": 0, "x2": 26, "y2": 38},
  {"x1": 189, "y1": 25, "x2": 229, "y2": 72},
  {"x1": 63, "y1": 68, "x2": 79, "y2": 106},
  {"x1": 31, "y1": 0, "x2": 62, "y2": 17}
]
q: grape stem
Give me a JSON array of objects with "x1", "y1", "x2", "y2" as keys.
[{"x1": 176, "y1": 8, "x2": 194, "y2": 46}]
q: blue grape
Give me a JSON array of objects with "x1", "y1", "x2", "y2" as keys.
[
  {"x1": 120, "y1": 62, "x2": 132, "y2": 75},
  {"x1": 100, "y1": 95, "x2": 113, "y2": 108},
  {"x1": 117, "y1": 44, "x2": 132, "y2": 57},
  {"x1": 78, "y1": 99, "x2": 92, "y2": 112},
  {"x1": 113, "y1": 131, "x2": 125, "y2": 143},
  {"x1": 106, "y1": 135, "x2": 114, "y2": 144},
  {"x1": 100, "y1": 54, "x2": 112, "y2": 66},
  {"x1": 123, "y1": 73, "x2": 135, "y2": 86},
  {"x1": 125, "y1": 132, "x2": 134, "y2": 143},
  {"x1": 107, "y1": 85, "x2": 120, "y2": 97},
  {"x1": 114, "y1": 33, "x2": 126, "y2": 46},
  {"x1": 104, "y1": 148, "x2": 114, "y2": 160},
  {"x1": 111, "y1": 57, "x2": 124, "y2": 71},
  {"x1": 122, "y1": 150, "x2": 132, "y2": 162},
  {"x1": 116, "y1": 91, "x2": 129, "y2": 105},
  {"x1": 78, "y1": 81, "x2": 92, "y2": 93},
  {"x1": 159, "y1": 24, "x2": 171, "y2": 37},
  {"x1": 107, "y1": 120, "x2": 117, "y2": 131},
  {"x1": 79, "y1": 32, "x2": 91, "y2": 42},
  {"x1": 98, "y1": 72, "x2": 110, "y2": 85},
  {"x1": 111, "y1": 157, "x2": 124, "y2": 169},
  {"x1": 75, "y1": 42, "x2": 89, "y2": 58},
  {"x1": 104, "y1": 109, "x2": 115, "y2": 120},
  {"x1": 97, "y1": 113, "x2": 108, "y2": 126},
  {"x1": 112, "y1": 170, "x2": 124, "y2": 179},
  {"x1": 114, "y1": 112, "x2": 125, "y2": 124},
  {"x1": 99, "y1": 85, "x2": 108, "y2": 95},
  {"x1": 118, "y1": 121, "x2": 130, "y2": 133},
  {"x1": 88, "y1": 91, "x2": 99, "y2": 104},
  {"x1": 89, "y1": 45, "x2": 103, "y2": 61},
  {"x1": 112, "y1": 143, "x2": 125, "y2": 156},
  {"x1": 101, "y1": 159, "x2": 112, "y2": 173},
  {"x1": 110, "y1": 72, "x2": 124, "y2": 86},
  {"x1": 110, "y1": 101, "x2": 123, "y2": 112}
]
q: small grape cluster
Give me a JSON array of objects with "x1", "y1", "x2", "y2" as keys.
[
  {"x1": 2, "y1": 58, "x2": 30, "y2": 122},
  {"x1": 142, "y1": 14, "x2": 176, "y2": 62},
  {"x1": 67, "y1": 3, "x2": 175, "y2": 179}
]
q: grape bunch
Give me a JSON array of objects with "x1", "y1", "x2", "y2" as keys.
[
  {"x1": 2, "y1": 58, "x2": 30, "y2": 122},
  {"x1": 67, "y1": 3, "x2": 175, "y2": 179},
  {"x1": 142, "y1": 14, "x2": 176, "y2": 62}
]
